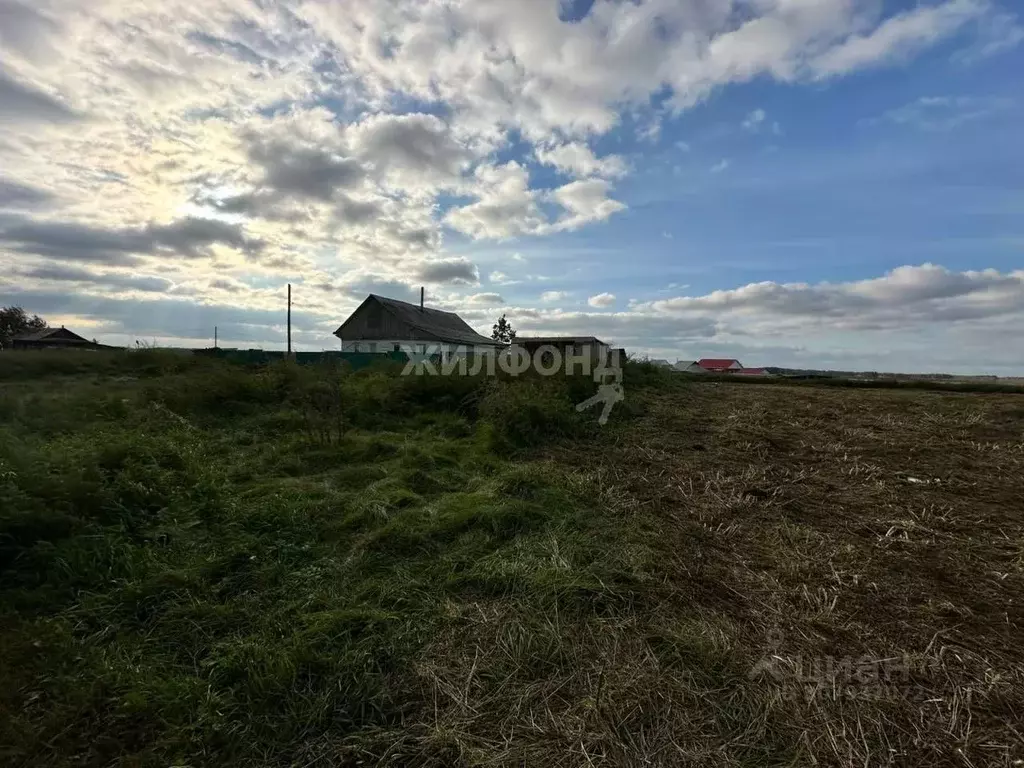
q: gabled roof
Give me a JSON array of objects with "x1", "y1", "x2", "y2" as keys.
[
  {"x1": 12, "y1": 328, "x2": 55, "y2": 341},
  {"x1": 13, "y1": 327, "x2": 91, "y2": 343},
  {"x1": 673, "y1": 360, "x2": 697, "y2": 370},
  {"x1": 697, "y1": 358, "x2": 742, "y2": 369},
  {"x1": 335, "y1": 294, "x2": 501, "y2": 346}
]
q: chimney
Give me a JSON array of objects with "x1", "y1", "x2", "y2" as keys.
[{"x1": 420, "y1": 286, "x2": 425, "y2": 310}]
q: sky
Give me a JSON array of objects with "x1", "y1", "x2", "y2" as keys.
[{"x1": 1, "y1": 0, "x2": 1022, "y2": 374}]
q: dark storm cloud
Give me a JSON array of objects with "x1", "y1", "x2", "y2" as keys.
[
  {"x1": 248, "y1": 140, "x2": 366, "y2": 201},
  {"x1": 414, "y1": 258, "x2": 480, "y2": 285},
  {"x1": 0, "y1": 177, "x2": 51, "y2": 209},
  {"x1": 0, "y1": 288, "x2": 332, "y2": 344},
  {"x1": 354, "y1": 113, "x2": 468, "y2": 182},
  {"x1": 195, "y1": 138, "x2": 376, "y2": 224},
  {"x1": 0, "y1": 67, "x2": 79, "y2": 124},
  {"x1": 22, "y1": 264, "x2": 173, "y2": 293},
  {"x1": 0, "y1": 215, "x2": 264, "y2": 264},
  {"x1": 335, "y1": 194, "x2": 384, "y2": 225},
  {"x1": 186, "y1": 31, "x2": 267, "y2": 66},
  {"x1": 0, "y1": 1, "x2": 59, "y2": 62}
]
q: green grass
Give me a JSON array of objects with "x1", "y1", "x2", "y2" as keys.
[
  {"x1": 2, "y1": 351, "x2": 1022, "y2": 767},
  {"x1": 0, "y1": 355, "x2": 635, "y2": 766}
]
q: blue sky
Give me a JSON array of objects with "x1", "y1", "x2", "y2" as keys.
[{"x1": 1, "y1": 0, "x2": 1023, "y2": 372}]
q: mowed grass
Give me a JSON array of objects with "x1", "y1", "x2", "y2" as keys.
[{"x1": 1, "y1": 352, "x2": 1022, "y2": 767}]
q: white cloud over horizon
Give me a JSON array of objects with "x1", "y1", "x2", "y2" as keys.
[
  {"x1": 1, "y1": 0, "x2": 1022, "y2": 371},
  {"x1": 5, "y1": 263, "x2": 1024, "y2": 374}
]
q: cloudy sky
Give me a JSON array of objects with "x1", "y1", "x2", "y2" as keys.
[{"x1": 1, "y1": 0, "x2": 1022, "y2": 373}]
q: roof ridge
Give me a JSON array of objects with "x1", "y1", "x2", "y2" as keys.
[{"x1": 371, "y1": 293, "x2": 459, "y2": 315}]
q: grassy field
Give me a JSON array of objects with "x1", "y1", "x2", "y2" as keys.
[{"x1": 1, "y1": 351, "x2": 1022, "y2": 767}]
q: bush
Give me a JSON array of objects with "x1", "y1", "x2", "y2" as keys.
[
  {"x1": 142, "y1": 365, "x2": 280, "y2": 417},
  {"x1": 622, "y1": 358, "x2": 681, "y2": 390},
  {"x1": 477, "y1": 378, "x2": 586, "y2": 454}
]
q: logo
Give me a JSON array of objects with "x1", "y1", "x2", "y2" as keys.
[{"x1": 400, "y1": 344, "x2": 625, "y2": 425}]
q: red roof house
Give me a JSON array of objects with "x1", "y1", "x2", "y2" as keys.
[{"x1": 697, "y1": 358, "x2": 743, "y2": 372}]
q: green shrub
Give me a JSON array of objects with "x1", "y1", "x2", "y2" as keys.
[
  {"x1": 623, "y1": 358, "x2": 681, "y2": 390},
  {"x1": 142, "y1": 366, "x2": 280, "y2": 417},
  {"x1": 477, "y1": 378, "x2": 586, "y2": 454}
]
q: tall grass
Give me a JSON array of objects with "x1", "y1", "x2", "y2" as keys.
[{"x1": 0, "y1": 356, "x2": 640, "y2": 765}]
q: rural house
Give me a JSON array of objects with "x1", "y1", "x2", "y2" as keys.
[
  {"x1": 10, "y1": 326, "x2": 99, "y2": 351},
  {"x1": 673, "y1": 360, "x2": 703, "y2": 372},
  {"x1": 696, "y1": 358, "x2": 744, "y2": 373},
  {"x1": 333, "y1": 292, "x2": 501, "y2": 358},
  {"x1": 516, "y1": 336, "x2": 612, "y2": 370}
]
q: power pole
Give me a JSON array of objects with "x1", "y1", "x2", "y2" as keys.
[
  {"x1": 287, "y1": 283, "x2": 292, "y2": 357},
  {"x1": 214, "y1": 326, "x2": 218, "y2": 349}
]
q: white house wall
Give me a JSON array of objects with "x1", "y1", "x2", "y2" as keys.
[{"x1": 340, "y1": 339, "x2": 484, "y2": 358}]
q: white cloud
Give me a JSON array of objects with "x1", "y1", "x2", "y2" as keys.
[
  {"x1": 489, "y1": 271, "x2": 517, "y2": 285},
  {"x1": 710, "y1": 159, "x2": 731, "y2": 174},
  {"x1": 444, "y1": 162, "x2": 547, "y2": 239},
  {"x1": 534, "y1": 142, "x2": 627, "y2": 179},
  {"x1": 742, "y1": 108, "x2": 766, "y2": 131},
  {"x1": 588, "y1": 292, "x2": 616, "y2": 308},
  {"x1": 483, "y1": 264, "x2": 1024, "y2": 373},
  {"x1": 639, "y1": 264, "x2": 1024, "y2": 332},
  {"x1": 954, "y1": 11, "x2": 1024, "y2": 63},
  {"x1": 864, "y1": 95, "x2": 1013, "y2": 131},
  {"x1": 0, "y1": 0, "x2": 1009, "y2": 355},
  {"x1": 9, "y1": 260, "x2": 1024, "y2": 372},
  {"x1": 810, "y1": 0, "x2": 986, "y2": 78},
  {"x1": 463, "y1": 292, "x2": 504, "y2": 306},
  {"x1": 541, "y1": 290, "x2": 568, "y2": 302},
  {"x1": 549, "y1": 178, "x2": 626, "y2": 231}
]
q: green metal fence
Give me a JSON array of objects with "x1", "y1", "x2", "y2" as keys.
[{"x1": 195, "y1": 349, "x2": 409, "y2": 371}]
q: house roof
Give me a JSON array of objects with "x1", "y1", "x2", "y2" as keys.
[
  {"x1": 516, "y1": 336, "x2": 608, "y2": 346},
  {"x1": 697, "y1": 358, "x2": 742, "y2": 369},
  {"x1": 12, "y1": 328, "x2": 55, "y2": 341},
  {"x1": 12, "y1": 327, "x2": 91, "y2": 343},
  {"x1": 336, "y1": 294, "x2": 501, "y2": 346}
]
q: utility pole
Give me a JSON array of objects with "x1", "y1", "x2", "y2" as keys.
[
  {"x1": 287, "y1": 283, "x2": 292, "y2": 358},
  {"x1": 214, "y1": 326, "x2": 218, "y2": 349}
]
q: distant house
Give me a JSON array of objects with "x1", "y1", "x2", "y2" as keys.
[
  {"x1": 697, "y1": 358, "x2": 743, "y2": 373},
  {"x1": 516, "y1": 336, "x2": 612, "y2": 370},
  {"x1": 333, "y1": 293, "x2": 500, "y2": 358},
  {"x1": 673, "y1": 360, "x2": 703, "y2": 372},
  {"x1": 648, "y1": 358, "x2": 673, "y2": 368},
  {"x1": 11, "y1": 326, "x2": 99, "y2": 351}
]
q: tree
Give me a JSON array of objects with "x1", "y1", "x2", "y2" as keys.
[
  {"x1": 491, "y1": 314, "x2": 516, "y2": 344},
  {"x1": 0, "y1": 306, "x2": 47, "y2": 349}
]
